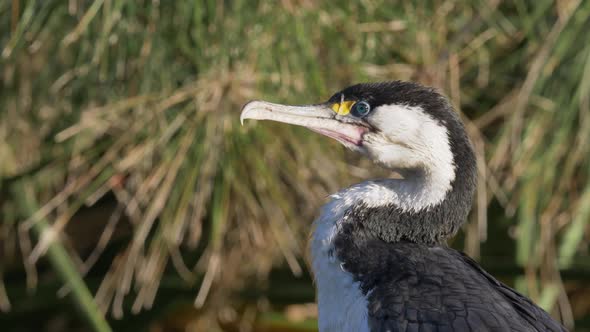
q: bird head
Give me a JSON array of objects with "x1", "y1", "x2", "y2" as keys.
[
  {"x1": 242, "y1": 81, "x2": 469, "y2": 178},
  {"x1": 241, "y1": 81, "x2": 477, "y2": 244}
]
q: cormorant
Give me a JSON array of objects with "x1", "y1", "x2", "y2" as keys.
[{"x1": 240, "y1": 81, "x2": 567, "y2": 332}]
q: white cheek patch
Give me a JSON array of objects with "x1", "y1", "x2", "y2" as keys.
[
  {"x1": 365, "y1": 104, "x2": 456, "y2": 211},
  {"x1": 372, "y1": 105, "x2": 423, "y2": 139}
]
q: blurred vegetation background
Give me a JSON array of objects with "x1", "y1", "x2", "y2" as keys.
[{"x1": 1, "y1": 0, "x2": 590, "y2": 331}]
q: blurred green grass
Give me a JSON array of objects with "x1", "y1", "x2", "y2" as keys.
[{"x1": 1, "y1": 0, "x2": 590, "y2": 331}]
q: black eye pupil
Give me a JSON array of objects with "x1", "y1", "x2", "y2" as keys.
[{"x1": 352, "y1": 101, "x2": 371, "y2": 117}]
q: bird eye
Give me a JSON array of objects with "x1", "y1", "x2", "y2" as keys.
[{"x1": 350, "y1": 101, "x2": 371, "y2": 118}]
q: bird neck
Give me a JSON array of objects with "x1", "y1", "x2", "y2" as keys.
[
  {"x1": 342, "y1": 173, "x2": 462, "y2": 245},
  {"x1": 376, "y1": 166, "x2": 454, "y2": 212},
  {"x1": 316, "y1": 141, "x2": 476, "y2": 246}
]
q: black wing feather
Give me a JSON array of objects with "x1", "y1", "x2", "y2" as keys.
[{"x1": 457, "y1": 251, "x2": 566, "y2": 332}]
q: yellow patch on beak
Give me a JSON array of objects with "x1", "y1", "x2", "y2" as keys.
[{"x1": 331, "y1": 101, "x2": 356, "y2": 116}]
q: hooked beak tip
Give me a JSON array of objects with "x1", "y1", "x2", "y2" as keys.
[{"x1": 240, "y1": 100, "x2": 263, "y2": 126}]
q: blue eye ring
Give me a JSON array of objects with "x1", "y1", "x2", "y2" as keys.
[{"x1": 350, "y1": 101, "x2": 371, "y2": 118}]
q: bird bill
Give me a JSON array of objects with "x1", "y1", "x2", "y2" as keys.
[{"x1": 240, "y1": 100, "x2": 368, "y2": 147}]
